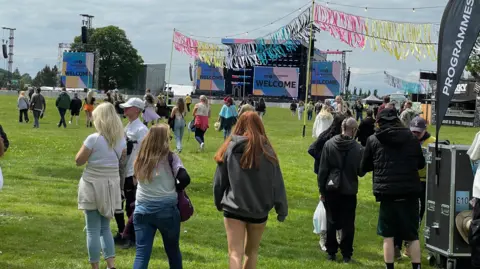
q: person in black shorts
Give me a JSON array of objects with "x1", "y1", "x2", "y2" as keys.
[
  {"x1": 213, "y1": 112, "x2": 288, "y2": 269},
  {"x1": 69, "y1": 93, "x2": 83, "y2": 125},
  {"x1": 361, "y1": 108, "x2": 425, "y2": 269}
]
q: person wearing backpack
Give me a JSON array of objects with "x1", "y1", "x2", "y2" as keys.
[
  {"x1": 132, "y1": 124, "x2": 191, "y2": 269},
  {"x1": 56, "y1": 88, "x2": 71, "y2": 128},
  {"x1": 317, "y1": 118, "x2": 365, "y2": 263}
]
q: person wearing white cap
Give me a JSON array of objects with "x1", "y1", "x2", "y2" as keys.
[{"x1": 113, "y1": 98, "x2": 148, "y2": 248}]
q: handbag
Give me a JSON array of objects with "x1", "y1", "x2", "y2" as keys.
[
  {"x1": 325, "y1": 151, "x2": 348, "y2": 192},
  {"x1": 167, "y1": 152, "x2": 194, "y2": 222}
]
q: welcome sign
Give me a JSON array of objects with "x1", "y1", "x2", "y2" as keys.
[
  {"x1": 311, "y1": 61, "x2": 341, "y2": 97},
  {"x1": 195, "y1": 61, "x2": 225, "y2": 91},
  {"x1": 61, "y1": 52, "x2": 94, "y2": 88},
  {"x1": 253, "y1": 66, "x2": 299, "y2": 98}
]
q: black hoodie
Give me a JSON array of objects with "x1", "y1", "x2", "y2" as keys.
[
  {"x1": 361, "y1": 127, "x2": 425, "y2": 201},
  {"x1": 318, "y1": 135, "x2": 365, "y2": 195}
]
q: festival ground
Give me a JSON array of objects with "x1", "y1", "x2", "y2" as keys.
[{"x1": 0, "y1": 95, "x2": 476, "y2": 269}]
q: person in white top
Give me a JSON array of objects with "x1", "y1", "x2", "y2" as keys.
[
  {"x1": 468, "y1": 131, "x2": 480, "y2": 268},
  {"x1": 75, "y1": 102, "x2": 126, "y2": 269},
  {"x1": 113, "y1": 98, "x2": 148, "y2": 248},
  {"x1": 170, "y1": 98, "x2": 186, "y2": 153}
]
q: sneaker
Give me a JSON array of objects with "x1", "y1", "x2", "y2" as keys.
[
  {"x1": 69, "y1": 121, "x2": 72, "y2": 124},
  {"x1": 394, "y1": 246, "x2": 402, "y2": 260},
  {"x1": 327, "y1": 254, "x2": 336, "y2": 262},
  {"x1": 200, "y1": 143, "x2": 205, "y2": 151}
]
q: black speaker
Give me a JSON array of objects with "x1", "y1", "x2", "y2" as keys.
[
  {"x1": 81, "y1": 26, "x2": 88, "y2": 44},
  {"x1": 420, "y1": 72, "x2": 437, "y2": 81},
  {"x1": 2, "y1": 44, "x2": 7, "y2": 59},
  {"x1": 310, "y1": 38, "x2": 316, "y2": 57},
  {"x1": 346, "y1": 69, "x2": 351, "y2": 88}
]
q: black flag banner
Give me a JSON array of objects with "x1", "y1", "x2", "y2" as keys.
[{"x1": 436, "y1": 0, "x2": 480, "y2": 133}]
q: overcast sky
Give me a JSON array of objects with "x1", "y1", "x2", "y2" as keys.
[{"x1": 1, "y1": 0, "x2": 446, "y2": 94}]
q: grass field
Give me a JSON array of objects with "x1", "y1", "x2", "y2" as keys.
[{"x1": 0, "y1": 94, "x2": 477, "y2": 269}]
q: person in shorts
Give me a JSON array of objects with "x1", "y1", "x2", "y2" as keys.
[
  {"x1": 361, "y1": 108, "x2": 425, "y2": 269},
  {"x1": 69, "y1": 93, "x2": 83, "y2": 125}
]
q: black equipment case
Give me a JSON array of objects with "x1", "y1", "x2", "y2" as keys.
[{"x1": 425, "y1": 144, "x2": 475, "y2": 269}]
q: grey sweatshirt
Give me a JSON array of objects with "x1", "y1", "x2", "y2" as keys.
[{"x1": 213, "y1": 135, "x2": 288, "y2": 221}]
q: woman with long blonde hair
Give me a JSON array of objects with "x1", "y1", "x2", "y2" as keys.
[
  {"x1": 132, "y1": 124, "x2": 190, "y2": 269},
  {"x1": 312, "y1": 105, "x2": 334, "y2": 138},
  {"x1": 17, "y1": 91, "x2": 30, "y2": 123},
  {"x1": 84, "y1": 90, "x2": 96, "y2": 128},
  {"x1": 192, "y1": 95, "x2": 211, "y2": 151},
  {"x1": 170, "y1": 98, "x2": 186, "y2": 153},
  {"x1": 75, "y1": 102, "x2": 127, "y2": 269},
  {"x1": 213, "y1": 112, "x2": 288, "y2": 269}
]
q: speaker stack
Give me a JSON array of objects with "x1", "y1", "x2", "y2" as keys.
[
  {"x1": 2, "y1": 43, "x2": 7, "y2": 59},
  {"x1": 81, "y1": 26, "x2": 88, "y2": 44}
]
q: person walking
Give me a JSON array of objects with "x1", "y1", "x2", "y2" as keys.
[
  {"x1": 318, "y1": 118, "x2": 365, "y2": 263},
  {"x1": 30, "y1": 88, "x2": 46, "y2": 129},
  {"x1": 170, "y1": 98, "x2": 186, "y2": 153},
  {"x1": 84, "y1": 90, "x2": 96, "y2": 128},
  {"x1": 143, "y1": 93, "x2": 160, "y2": 127},
  {"x1": 400, "y1": 101, "x2": 417, "y2": 127},
  {"x1": 315, "y1": 100, "x2": 323, "y2": 115},
  {"x1": 255, "y1": 97, "x2": 266, "y2": 120},
  {"x1": 70, "y1": 93, "x2": 83, "y2": 125},
  {"x1": 114, "y1": 92, "x2": 125, "y2": 118},
  {"x1": 377, "y1": 96, "x2": 390, "y2": 118},
  {"x1": 75, "y1": 102, "x2": 126, "y2": 269},
  {"x1": 17, "y1": 91, "x2": 30, "y2": 123},
  {"x1": 297, "y1": 101, "x2": 305, "y2": 121},
  {"x1": 290, "y1": 101, "x2": 297, "y2": 116},
  {"x1": 218, "y1": 97, "x2": 238, "y2": 140},
  {"x1": 192, "y1": 95, "x2": 210, "y2": 151},
  {"x1": 185, "y1": 94, "x2": 192, "y2": 112},
  {"x1": 132, "y1": 124, "x2": 191, "y2": 269},
  {"x1": 306, "y1": 101, "x2": 315, "y2": 121},
  {"x1": 361, "y1": 108, "x2": 425, "y2": 269},
  {"x1": 312, "y1": 106, "x2": 334, "y2": 139},
  {"x1": 354, "y1": 100, "x2": 364, "y2": 122},
  {"x1": 0, "y1": 124, "x2": 9, "y2": 153},
  {"x1": 113, "y1": 98, "x2": 149, "y2": 249},
  {"x1": 467, "y1": 130, "x2": 480, "y2": 269},
  {"x1": 56, "y1": 87, "x2": 71, "y2": 128},
  {"x1": 214, "y1": 111, "x2": 288, "y2": 269},
  {"x1": 356, "y1": 110, "x2": 375, "y2": 147}
]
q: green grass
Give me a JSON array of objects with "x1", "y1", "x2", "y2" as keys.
[{"x1": 0, "y1": 95, "x2": 477, "y2": 269}]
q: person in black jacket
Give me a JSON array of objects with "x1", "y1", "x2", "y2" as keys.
[
  {"x1": 318, "y1": 118, "x2": 365, "y2": 263},
  {"x1": 361, "y1": 108, "x2": 425, "y2": 269},
  {"x1": 69, "y1": 93, "x2": 83, "y2": 125},
  {"x1": 0, "y1": 124, "x2": 9, "y2": 152},
  {"x1": 255, "y1": 98, "x2": 266, "y2": 120},
  {"x1": 356, "y1": 109, "x2": 375, "y2": 146}
]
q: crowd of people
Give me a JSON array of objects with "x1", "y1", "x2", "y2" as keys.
[{"x1": 3, "y1": 90, "x2": 480, "y2": 269}]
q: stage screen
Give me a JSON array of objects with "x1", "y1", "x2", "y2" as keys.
[
  {"x1": 195, "y1": 61, "x2": 225, "y2": 91},
  {"x1": 61, "y1": 52, "x2": 94, "y2": 88},
  {"x1": 253, "y1": 66, "x2": 299, "y2": 98},
  {"x1": 311, "y1": 61, "x2": 342, "y2": 97}
]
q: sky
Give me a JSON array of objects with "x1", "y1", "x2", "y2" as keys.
[{"x1": 0, "y1": 0, "x2": 447, "y2": 95}]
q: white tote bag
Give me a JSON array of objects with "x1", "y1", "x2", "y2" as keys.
[
  {"x1": 0, "y1": 166, "x2": 3, "y2": 190},
  {"x1": 313, "y1": 201, "x2": 327, "y2": 234}
]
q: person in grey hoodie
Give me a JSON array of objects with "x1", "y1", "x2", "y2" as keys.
[
  {"x1": 318, "y1": 117, "x2": 365, "y2": 263},
  {"x1": 30, "y1": 88, "x2": 46, "y2": 128},
  {"x1": 213, "y1": 111, "x2": 288, "y2": 269}
]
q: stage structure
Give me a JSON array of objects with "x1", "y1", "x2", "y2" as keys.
[{"x1": 193, "y1": 38, "x2": 331, "y2": 100}]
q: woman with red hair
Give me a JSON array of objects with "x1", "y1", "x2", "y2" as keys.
[{"x1": 213, "y1": 111, "x2": 288, "y2": 269}]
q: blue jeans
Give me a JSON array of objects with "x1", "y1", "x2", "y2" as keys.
[
  {"x1": 84, "y1": 210, "x2": 115, "y2": 263},
  {"x1": 356, "y1": 112, "x2": 363, "y2": 121},
  {"x1": 133, "y1": 206, "x2": 182, "y2": 269},
  {"x1": 174, "y1": 119, "x2": 185, "y2": 151},
  {"x1": 223, "y1": 128, "x2": 231, "y2": 140}
]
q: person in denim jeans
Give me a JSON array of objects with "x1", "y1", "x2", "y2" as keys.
[
  {"x1": 133, "y1": 124, "x2": 191, "y2": 269},
  {"x1": 75, "y1": 103, "x2": 127, "y2": 269},
  {"x1": 170, "y1": 98, "x2": 186, "y2": 153}
]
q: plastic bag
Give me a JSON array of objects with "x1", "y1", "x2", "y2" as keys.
[{"x1": 313, "y1": 201, "x2": 327, "y2": 234}]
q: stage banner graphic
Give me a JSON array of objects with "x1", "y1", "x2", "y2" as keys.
[
  {"x1": 61, "y1": 52, "x2": 94, "y2": 88},
  {"x1": 436, "y1": 0, "x2": 480, "y2": 133},
  {"x1": 195, "y1": 61, "x2": 225, "y2": 91},
  {"x1": 311, "y1": 61, "x2": 342, "y2": 97},
  {"x1": 253, "y1": 67, "x2": 299, "y2": 98}
]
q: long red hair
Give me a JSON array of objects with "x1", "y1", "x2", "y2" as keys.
[{"x1": 214, "y1": 111, "x2": 278, "y2": 169}]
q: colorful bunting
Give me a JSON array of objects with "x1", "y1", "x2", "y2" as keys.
[{"x1": 384, "y1": 71, "x2": 421, "y2": 94}]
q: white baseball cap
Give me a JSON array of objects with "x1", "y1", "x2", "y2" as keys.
[{"x1": 120, "y1": 97, "x2": 145, "y2": 110}]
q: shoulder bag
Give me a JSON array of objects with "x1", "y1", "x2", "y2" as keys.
[{"x1": 167, "y1": 152, "x2": 194, "y2": 222}]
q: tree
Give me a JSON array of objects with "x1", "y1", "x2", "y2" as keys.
[
  {"x1": 373, "y1": 89, "x2": 378, "y2": 97},
  {"x1": 359, "y1": 88, "x2": 363, "y2": 97},
  {"x1": 466, "y1": 36, "x2": 480, "y2": 79},
  {"x1": 71, "y1": 25, "x2": 144, "y2": 90},
  {"x1": 353, "y1": 87, "x2": 357, "y2": 96},
  {"x1": 367, "y1": 90, "x2": 371, "y2": 96},
  {"x1": 12, "y1": 68, "x2": 21, "y2": 80},
  {"x1": 32, "y1": 65, "x2": 58, "y2": 87}
]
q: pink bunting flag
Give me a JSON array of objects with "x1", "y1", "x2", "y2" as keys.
[
  {"x1": 173, "y1": 31, "x2": 199, "y2": 58},
  {"x1": 314, "y1": 4, "x2": 366, "y2": 48}
]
